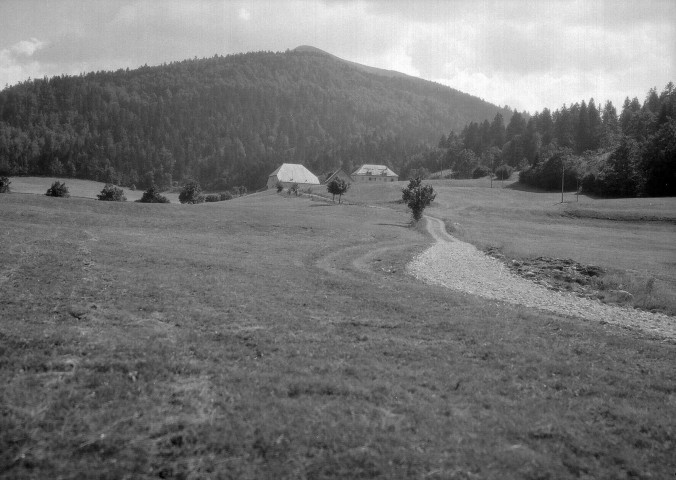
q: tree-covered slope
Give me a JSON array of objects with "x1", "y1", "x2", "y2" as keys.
[{"x1": 0, "y1": 48, "x2": 511, "y2": 190}]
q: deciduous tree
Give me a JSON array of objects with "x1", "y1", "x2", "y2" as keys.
[
  {"x1": 402, "y1": 177, "x2": 436, "y2": 222},
  {"x1": 327, "y1": 178, "x2": 349, "y2": 203}
]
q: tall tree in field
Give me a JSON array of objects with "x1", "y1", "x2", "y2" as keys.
[
  {"x1": 327, "y1": 178, "x2": 349, "y2": 203},
  {"x1": 402, "y1": 177, "x2": 436, "y2": 222}
]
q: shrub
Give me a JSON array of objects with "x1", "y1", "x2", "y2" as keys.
[
  {"x1": 45, "y1": 181, "x2": 70, "y2": 198},
  {"x1": 205, "y1": 194, "x2": 220, "y2": 202},
  {"x1": 137, "y1": 185, "x2": 169, "y2": 203},
  {"x1": 402, "y1": 177, "x2": 436, "y2": 221},
  {"x1": 237, "y1": 186, "x2": 248, "y2": 196},
  {"x1": 289, "y1": 183, "x2": 299, "y2": 196},
  {"x1": 494, "y1": 165, "x2": 514, "y2": 180},
  {"x1": 179, "y1": 181, "x2": 204, "y2": 204},
  {"x1": 275, "y1": 181, "x2": 284, "y2": 193},
  {"x1": 472, "y1": 166, "x2": 490, "y2": 179},
  {"x1": 220, "y1": 192, "x2": 233, "y2": 201},
  {"x1": 327, "y1": 178, "x2": 349, "y2": 203},
  {"x1": 0, "y1": 176, "x2": 10, "y2": 193},
  {"x1": 97, "y1": 184, "x2": 126, "y2": 201}
]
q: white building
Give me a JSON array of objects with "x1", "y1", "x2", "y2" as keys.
[
  {"x1": 351, "y1": 164, "x2": 398, "y2": 183},
  {"x1": 267, "y1": 163, "x2": 321, "y2": 189}
]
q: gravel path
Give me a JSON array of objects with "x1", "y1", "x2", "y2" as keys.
[{"x1": 408, "y1": 216, "x2": 676, "y2": 341}]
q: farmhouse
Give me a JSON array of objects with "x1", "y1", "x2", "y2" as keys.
[
  {"x1": 323, "y1": 168, "x2": 353, "y2": 184},
  {"x1": 267, "y1": 163, "x2": 320, "y2": 189},
  {"x1": 351, "y1": 164, "x2": 398, "y2": 183}
]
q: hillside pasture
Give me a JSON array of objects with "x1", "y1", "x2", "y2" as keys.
[
  {"x1": 6, "y1": 176, "x2": 180, "y2": 203},
  {"x1": 0, "y1": 189, "x2": 675, "y2": 478},
  {"x1": 348, "y1": 179, "x2": 676, "y2": 314}
]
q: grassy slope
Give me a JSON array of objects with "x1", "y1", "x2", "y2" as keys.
[
  {"x1": 0, "y1": 188, "x2": 675, "y2": 479},
  {"x1": 350, "y1": 178, "x2": 676, "y2": 314},
  {"x1": 7, "y1": 177, "x2": 181, "y2": 203}
]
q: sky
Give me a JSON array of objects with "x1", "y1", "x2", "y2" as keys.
[{"x1": 1, "y1": 0, "x2": 674, "y2": 113}]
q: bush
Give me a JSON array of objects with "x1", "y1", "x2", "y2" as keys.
[
  {"x1": 0, "y1": 176, "x2": 10, "y2": 193},
  {"x1": 402, "y1": 177, "x2": 436, "y2": 221},
  {"x1": 97, "y1": 184, "x2": 126, "y2": 201},
  {"x1": 137, "y1": 185, "x2": 169, "y2": 203},
  {"x1": 494, "y1": 165, "x2": 514, "y2": 180},
  {"x1": 220, "y1": 192, "x2": 233, "y2": 201},
  {"x1": 179, "y1": 181, "x2": 204, "y2": 204},
  {"x1": 289, "y1": 183, "x2": 299, "y2": 196},
  {"x1": 204, "y1": 194, "x2": 220, "y2": 202},
  {"x1": 45, "y1": 181, "x2": 70, "y2": 197},
  {"x1": 472, "y1": 166, "x2": 490, "y2": 179},
  {"x1": 275, "y1": 181, "x2": 284, "y2": 193}
]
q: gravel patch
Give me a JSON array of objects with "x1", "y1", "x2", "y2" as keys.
[{"x1": 408, "y1": 216, "x2": 676, "y2": 340}]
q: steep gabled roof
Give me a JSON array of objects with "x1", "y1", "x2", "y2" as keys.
[
  {"x1": 324, "y1": 169, "x2": 352, "y2": 184},
  {"x1": 352, "y1": 164, "x2": 398, "y2": 177},
  {"x1": 269, "y1": 163, "x2": 320, "y2": 184}
]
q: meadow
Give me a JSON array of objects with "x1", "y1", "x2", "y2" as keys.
[
  {"x1": 0, "y1": 178, "x2": 675, "y2": 479},
  {"x1": 350, "y1": 177, "x2": 676, "y2": 315}
]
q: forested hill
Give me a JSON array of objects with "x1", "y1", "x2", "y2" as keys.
[{"x1": 0, "y1": 47, "x2": 512, "y2": 190}]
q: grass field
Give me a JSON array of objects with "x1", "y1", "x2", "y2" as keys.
[
  {"x1": 6, "y1": 177, "x2": 181, "y2": 203},
  {"x1": 348, "y1": 178, "x2": 676, "y2": 315},
  {"x1": 1, "y1": 180, "x2": 675, "y2": 478}
]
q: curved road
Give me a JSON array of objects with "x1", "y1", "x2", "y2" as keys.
[{"x1": 408, "y1": 216, "x2": 676, "y2": 340}]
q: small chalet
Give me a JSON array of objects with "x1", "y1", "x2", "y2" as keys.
[
  {"x1": 267, "y1": 163, "x2": 320, "y2": 189},
  {"x1": 351, "y1": 164, "x2": 398, "y2": 183},
  {"x1": 323, "y1": 169, "x2": 353, "y2": 185}
]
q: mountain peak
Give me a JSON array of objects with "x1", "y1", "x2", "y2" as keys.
[{"x1": 293, "y1": 45, "x2": 332, "y2": 56}]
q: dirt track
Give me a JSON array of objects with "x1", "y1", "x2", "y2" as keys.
[{"x1": 408, "y1": 216, "x2": 676, "y2": 341}]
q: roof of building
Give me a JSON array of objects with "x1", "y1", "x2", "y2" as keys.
[
  {"x1": 269, "y1": 163, "x2": 320, "y2": 184},
  {"x1": 352, "y1": 164, "x2": 398, "y2": 177},
  {"x1": 324, "y1": 169, "x2": 353, "y2": 184}
]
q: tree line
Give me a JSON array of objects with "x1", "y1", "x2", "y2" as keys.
[
  {"x1": 0, "y1": 49, "x2": 510, "y2": 191},
  {"x1": 408, "y1": 83, "x2": 674, "y2": 197}
]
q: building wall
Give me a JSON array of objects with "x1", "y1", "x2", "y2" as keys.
[
  {"x1": 352, "y1": 175, "x2": 398, "y2": 183},
  {"x1": 267, "y1": 176, "x2": 319, "y2": 189}
]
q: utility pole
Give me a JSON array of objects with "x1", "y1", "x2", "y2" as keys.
[
  {"x1": 561, "y1": 159, "x2": 565, "y2": 203},
  {"x1": 490, "y1": 156, "x2": 494, "y2": 188}
]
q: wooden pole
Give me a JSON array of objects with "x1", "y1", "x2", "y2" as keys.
[{"x1": 561, "y1": 160, "x2": 564, "y2": 203}]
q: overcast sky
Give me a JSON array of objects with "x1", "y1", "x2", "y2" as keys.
[{"x1": 1, "y1": 0, "x2": 674, "y2": 113}]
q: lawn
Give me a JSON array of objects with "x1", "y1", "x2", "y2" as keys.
[{"x1": 0, "y1": 187, "x2": 675, "y2": 478}]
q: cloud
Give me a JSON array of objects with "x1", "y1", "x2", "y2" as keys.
[
  {"x1": 0, "y1": 0, "x2": 673, "y2": 112},
  {"x1": 10, "y1": 38, "x2": 45, "y2": 57},
  {"x1": 0, "y1": 38, "x2": 48, "y2": 86}
]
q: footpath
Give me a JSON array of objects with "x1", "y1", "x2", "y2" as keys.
[{"x1": 407, "y1": 216, "x2": 676, "y2": 341}]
